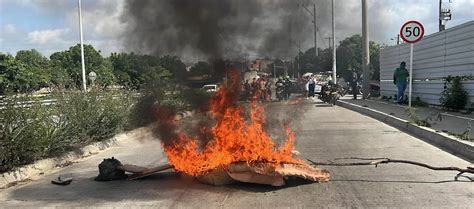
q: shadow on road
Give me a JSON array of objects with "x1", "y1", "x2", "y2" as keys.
[
  {"x1": 331, "y1": 179, "x2": 472, "y2": 184},
  {"x1": 8, "y1": 170, "x2": 319, "y2": 203},
  {"x1": 228, "y1": 177, "x2": 315, "y2": 193}
]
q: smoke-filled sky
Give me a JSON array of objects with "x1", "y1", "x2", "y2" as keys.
[{"x1": 1, "y1": 0, "x2": 473, "y2": 61}]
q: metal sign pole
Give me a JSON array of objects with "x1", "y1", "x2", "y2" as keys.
[
  {"x1": 408, "y1": 43, "x2": 414, "y2": 107},
  {"x1": 78, "y1": 0, "x2": 87, "y2": 92}
]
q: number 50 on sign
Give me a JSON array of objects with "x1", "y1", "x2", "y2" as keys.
[
  {"x1": 400, "y1": 20, "x2": 425, "y2": 107},
  {"x1": 400, "y1": 21, "x2": 425, "y2": 43}
]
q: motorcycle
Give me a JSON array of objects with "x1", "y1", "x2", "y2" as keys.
[
  {"x1": 275, "y1": 82, "x2": 286, "y2": 101},
  {"x1": 319, "y1": 82, "x2": 341, "y2": 106}
]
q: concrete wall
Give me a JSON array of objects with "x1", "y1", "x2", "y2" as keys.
[{"x1": 380, "y1": 21, "x2": 474, "y2": 105}]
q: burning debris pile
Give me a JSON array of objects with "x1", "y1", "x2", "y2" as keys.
[
  {"x1": 151, "y1": 68, "x2": 330, "y2": 186},
  {"x1": 95, "y1": 68, "x2": 329, "y2": 186}
]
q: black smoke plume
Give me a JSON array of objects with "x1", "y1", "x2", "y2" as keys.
[{"x1": 121, "y1": 0, "x2": 323, "y2": 60}]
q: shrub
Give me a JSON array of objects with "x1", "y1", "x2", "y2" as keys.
[
  {"x1": 412, "y1": 97, "x2": 429, "y2": 107},
  {"x1": 54, "y1": 90, "x2": 133, "y2": 144},
  {"x1": 0, "y1": 96, "x2": 52, "y2": 171},
  {"x1": 440, "y1": 76, "x2": 469, "y2": 111},
  {"x1": 128, "y1": 87, "x2": 166, "y2": 128},
  {"x1": 0, "y1": 90, "x2": 132, "y2": 172},
  {"x1": 128, "y1": 86, "x2": 211, "y2": 129}
]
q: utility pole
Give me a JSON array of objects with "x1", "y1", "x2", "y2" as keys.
[
  {"x1": 303, "y1": 3, "x2": 318, "y2": 57},
  {"x1": 361, "y1": 0, "x2": 370, "y2": 99},
  {"x1": 78, "y1": 0, "x2": 87, "y2": 92},
  {"x1": 439, "y1": 0, "x2": 444, "y2": 31},
  {"x1": 313, "y1": 4, "x2": 318, "y2": 57},
  {"x1": 439, "y1": 0, "x2": 452, "y2": 32},
  {"x1": 325, "y1": 37, "x2": 332, "y2": 49},
  {"x1": 331, "y1": 0, "x2": 336, "y2": 83},
  {"x1": 391, "y1": 35, "x2": 400, "y2": 45},
  {"x1": 297, "y1": 40, "x2": 301, "y2": 74}
]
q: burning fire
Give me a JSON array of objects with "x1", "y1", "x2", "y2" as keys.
[{"x1": 157, "y1": 68, "x2": 301, "y2": 176}]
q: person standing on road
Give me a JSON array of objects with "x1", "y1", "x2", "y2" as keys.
[
  {"x1": 284, "y1": 76, "x2": 292, "y2": 100},
  {"x1": 307, "y1": 74, "x2": 316, "y2": 99},
  {"x1": 265, "y1": 80, "x2": 272, "y2": 101},
  {"x1": 393, "y1": 61, "x2": 409, "y2": 104},
  {"x1": 243, "y1": 79, "x2": 251, "y2": 101},
  {"x1": 351, "y1": 70, "x2": 358, "y2": 100}
]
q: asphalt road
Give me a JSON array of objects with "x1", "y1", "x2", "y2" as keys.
[{"x1": 1, "y1": 97, "x2": 473, "y2": 208}]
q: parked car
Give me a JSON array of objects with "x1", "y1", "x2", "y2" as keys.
[{"x1": 201, "y1": 84, "x2": 219, "y2": 92}]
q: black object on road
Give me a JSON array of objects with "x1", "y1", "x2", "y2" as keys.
[
  {"x1": 94, "y1": 157, "x2": 128, "y2": 181},
  {"x1": 51, "y1": 173, "x2": 73, "y2": 185}
]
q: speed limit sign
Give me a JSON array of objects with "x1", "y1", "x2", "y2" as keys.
[
  {"x1": 400, "y1": 20, "x2": 425, "y2": 43},
  {"x1": 400, "y1": 20, "x2": 424, "y2": 107}
]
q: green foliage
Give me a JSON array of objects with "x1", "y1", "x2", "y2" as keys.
[
  {"x1": 15, "y1": 49, "x2": 51, "y2": 90},
  {"x1": 440, "y1": 76, "x2": 469, "y2": 111},
  {"x1": 0, "y1": 53, "x2": 50, "y2": 94},
  {"x1": 296, "y1": 34, "x2": 381, "y2": 82},
  {"x1": 128, "y1": 87, "x2": 166, "y2": 128},
  {"x1": 160, "y1": 55, "x2": 187, "y2": 80},
  {"x1": 50, "y1": 44, "x2": 115, "y2": 88},
  {"x1": 128, "y1": 85, "x2": 211, "y2": 129},
  {"x1": 336, "y1": 35, "x2": 381, "y2": 82},
  {"x1": 180, "y1": 89, "x2": 212, "y2": 110},
  {"x1": 412, "y1": 97, "x2": 429, "y2": 107},
  {"x1": 0, "y1": 91, "x2": 132, "y2": 172},
  {"x1": 189, "y1": 61, "x2": 211, "y2": 77},
  {"x1": 109, "y1": 53, "x2": 174, "y2": 89},
  {"x1": 405, "y1": 108, "x2": 431, "y2": 127},
  {"x1": 0, "y1": 96, "x2": 56, "y2": 171}
]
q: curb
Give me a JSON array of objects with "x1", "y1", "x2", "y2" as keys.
[
  {"x1": 0, "y1": 131, "x2": 128, "y2": 189},
  {"x1": 0, "y1": 111, "x2": 193, "y2": 189},
  {"x1": 336, "y1": 100, "x2": 474, "y2": 163}
]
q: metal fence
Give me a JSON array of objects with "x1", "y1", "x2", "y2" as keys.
[{"x1": 380, "y1": 21, "x2": 474, "y2": 105}]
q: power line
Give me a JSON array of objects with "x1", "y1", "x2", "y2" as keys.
[
  {"x1": 317, "y1": 28, "x2": 328, "y2": 48},
  {"x1": 325, "y1": 37, "x2": 332, "y2": 49}
]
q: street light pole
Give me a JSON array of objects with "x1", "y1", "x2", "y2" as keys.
[
  {"x1": 78, "y1": 0, "x2": 87, "y2": 92},
  {"x1": 331, "y1": 0, "x2": 336, "y2": 83},
  {"x1": 362, "y1": 0, "x2": 370, "y2": 99},
  {"x1": 302, "y1": 3, "x2": 318, "y2": 58},
  {"x1": 313, "y1": 4, "x2": 318, "y2": 57}
]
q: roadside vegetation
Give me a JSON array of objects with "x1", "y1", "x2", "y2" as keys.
[
  {"x1": 0, "y1": 44, "x2": 214, "y2": 172},
  {"x1": 0, "y1": 35, "x2": 381, "y2": 172},
  {"x1": 0, "y1": 88, "x2": 211, "y2": 172},
  {"x1": 440, "y1": 75, "x2": 469, "y2": 111},
  {"x1": 0, "y1": 91, "x2": 132, "y2": 172}
]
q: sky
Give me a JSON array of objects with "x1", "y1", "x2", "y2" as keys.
[{"x1": 0, "y1": 0, "x2": 473, "y2": 60}]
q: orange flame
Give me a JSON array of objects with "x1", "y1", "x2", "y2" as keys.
[{"x1": 159, "y1": 68, "x2": 300, "y2": 176}]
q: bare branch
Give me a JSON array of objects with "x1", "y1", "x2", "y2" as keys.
[{"x1": 305, "y1": 157, "x2": 474, "y2": 181}]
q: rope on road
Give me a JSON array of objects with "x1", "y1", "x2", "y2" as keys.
[{"x1": 305, "y1": 157, "x2": 474, "y2": 182}]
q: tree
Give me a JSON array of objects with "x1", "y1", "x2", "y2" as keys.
[
  {"x1": 160, "y1": 55, "x2": 187, "y2": 80},
  {"x1": 189, "y1": 61, "x2": 211, "y2": 76},
  {"x1": 336, "y1": 34, "x2": 381, "y2": 82},
  {"x1": 0, "y1": 53, "x2": 42, "y2": 94},
  {"x1": 15, "y1": 49, "x2": 48, "y2": 67},
  {"x1": 109, "y1": 53, "x2": 174, "y2": 89},
  {"x1": 15, "y1": 49, "x2": 51, "y2": 91},
  {"x1": 50, "y1": 44, "x2": 115, "y2": 88},
  {"x1": 297, "y1": 47, "x2": 332, "y2": 74},
  {"x1": 295, "y1": 34, "x2": 381, "y2": 82}
]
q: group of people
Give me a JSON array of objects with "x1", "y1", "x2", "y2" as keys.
[
  {"x1": 242, "y1": 77, "x2": 272, "y2": 102},
  {"x1": 305, "y1": 74, "x2": 316, "y2": 98},
  {"x1": 240, "y1": 61, "x2": 409, "y2": 104},
  {"x1": 275, "y1": 76, "x2": 293, "y2": 100},
  {"x1": 241, "y1": 76, "x2": 293, "y2": 102}
]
